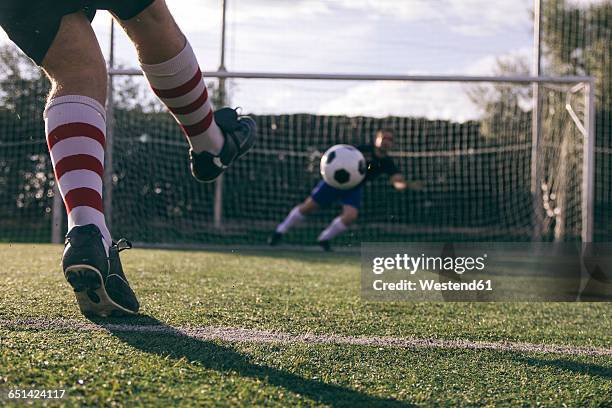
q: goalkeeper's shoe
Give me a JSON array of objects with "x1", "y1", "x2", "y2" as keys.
[
  {"x1": 268, "y1": 232, "x2": 283, "y2": 246},
  {"x1": 318, "y1": 240, "x2": 333, "y2": 252},
  {"x1": 62, "y1": 224, "x2": 139, "y2": 317},
  {"x1": 190, "y1": 107, "x2": 256, "y2": 183}
]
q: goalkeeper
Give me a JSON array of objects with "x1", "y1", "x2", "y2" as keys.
[
  {"x1": 0, "y1": 0, "x2": 256, "y2": 317},
  {"x1": 269, "y1": 130, "x2": 421, "y2": 251}
]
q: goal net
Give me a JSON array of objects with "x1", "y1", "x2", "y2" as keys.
[{"x1": 0, "y1": 75, "x2": 596, "y2": 246}]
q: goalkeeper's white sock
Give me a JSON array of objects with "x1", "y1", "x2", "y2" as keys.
[
  {"x1": 140, "y1": 41, "x2": 224, "y2": 155},
  {"x1": 45, "y1": 95, "x2": 112, "y2": 254},
  {"x1": 276, "y1": 206, "x2": 306, "y2": 234},
  {"x1": 317, "y1": 217, "x2": 348, "y2": 242}
]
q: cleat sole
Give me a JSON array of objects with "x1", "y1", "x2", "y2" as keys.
[
  {"x1": 64, "y1": 265, "x2": 137, "y2": 318},
  {"x1": 236, "y1": 117, "x2": 256, "y2": 158}
]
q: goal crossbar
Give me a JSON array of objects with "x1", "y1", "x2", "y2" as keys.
[{"x1": 109, "y1": 69, "x2": 594, "y2": 85}]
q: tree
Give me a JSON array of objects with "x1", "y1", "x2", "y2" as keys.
[
  {"x1": 0, "y1": 45, "x2": 53, "y2": 241},
  {"x1": 542, "y1": 0, "x2": 612, "y2": 241},
  {"x1": 0, "y1": 45, "x2": 50, "y2": 112},
  {"x1": 543, "y1": 0, "x2": 611, "y2": 111},
  {"x1": 467, "y1": 56, "x2": 532, "y2": 142},
  {"x1": 470, "y1": 0, "x2": 612, "y2": 241}
]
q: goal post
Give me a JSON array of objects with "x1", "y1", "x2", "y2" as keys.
[
  {"x1": 84, "y1": 70, "x2": 594, "y2": 246},
  {"x1": 583, "y1": 80, "x2": 596, "y2": 243}
]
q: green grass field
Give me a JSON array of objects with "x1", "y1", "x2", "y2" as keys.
[{"x1": 0, "y1": 243, "x2": 610, "y2": 406}]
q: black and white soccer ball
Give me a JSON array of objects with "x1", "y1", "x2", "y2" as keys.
[{"x1": 320, "y1": 144, "x2": 366, "y2": 190}]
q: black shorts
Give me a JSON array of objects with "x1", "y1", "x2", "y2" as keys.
[{"x1": 0, "y1": 0, "x2": 155, "y2": 65}]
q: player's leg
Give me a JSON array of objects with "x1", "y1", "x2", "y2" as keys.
[
  {"x1": 42, "y1": 11, "x2": 110, "y2": 246},
  {"x1": 316, "y1": 186, "x2": 362, "y2": 251},
  {"x1": 269, "y1": 179, "x2": 339, "y2": 245},
  {"x1": 42, "y1": 12, "x2": 138, "y2": 316},
  {"x1": 299, "y1": 197, "x2": 321, "y2": 215},
  {"x1": 112, "y1": 0, "x2": 255, "y2": 183},
  {"x1": 269, "y1": 197, "x2": 320, "y2": 245},
  {"x1": 317, "y1": 206, "x2": 358, "y2": 251},
  {"x1": 282, "y1": 197, "x2": 321, "y2": 230}
]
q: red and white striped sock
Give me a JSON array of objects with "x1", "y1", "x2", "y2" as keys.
[
  {"x1": 141, "y1": 41, "x2": 224, "y2": 155},
  {"x1": 45, "y1": 95, "x2": 112, "y2": 253}
]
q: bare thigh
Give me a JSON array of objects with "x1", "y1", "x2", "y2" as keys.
[
  {"x1": 41, "y1": 12, "x2": 107, "y2": 105},
  {"x1": 114, "y1": 0, "x2": 186, "y2": 64},
  {"x1": 340, "y1": 205, "x2": 359, "y2": 225},
  {"x1": 299, "y1": 197, "x2": 320, "y2": 215}
]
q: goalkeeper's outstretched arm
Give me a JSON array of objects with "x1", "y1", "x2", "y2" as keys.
[{"x1": 390, "y1": 173, "x2": 422, "y2": 191}]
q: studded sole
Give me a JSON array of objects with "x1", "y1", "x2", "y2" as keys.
[{"x1": 64, "y1": 265, "x2": 137, "y2": 318}]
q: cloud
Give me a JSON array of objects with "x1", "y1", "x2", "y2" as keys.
[
  {"x1": 567, "y1": 0, "x2": 610, "y2": 6},
  {"x1": 238, "y1": 47, "x2": 532, "y2": 122},
  {"x1": 334, "y1": 0, "x2": 531, "y2": 36},
  {"x1": 445, "y1": 1, "x2": 531, "y2": 35},
  {"x1": 165, "y1": 0, "x2": 221, "y2": 32},
  {"x1": 163, "y1": 0, "x2": 330, "y2": 31},
  {"x1": 225, "y1": 73, "x2": 484, "y2": 122},
  {"x1": 0, "y1": 1, "x2": 535, "y2": 123},
  {"x1": 229, "y1": 0, "x2": 330, "y2": 22},
  {"x1": 169, "y1": 0, "x2": 532, "y2": 39},
  {"x1": 464, "y1": 47, "x2": 532, "y2": 75},
  {"x1": 333, "y1": 0, "x2": 440, "y2": 21},
  {"x1": 316, "y1": 81, "x2": 480, "y2": 122}
]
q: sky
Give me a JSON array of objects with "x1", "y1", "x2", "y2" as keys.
[{"x1": 0, "y1": 0, "x2": 604, "y2": 121}]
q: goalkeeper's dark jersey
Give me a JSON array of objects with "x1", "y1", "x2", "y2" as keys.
[{"x1": 357, "y1": 144, "x2": 400, "y2": 182}]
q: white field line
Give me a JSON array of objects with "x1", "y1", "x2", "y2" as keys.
[{"x1": 1, "y1": 319, "x2": 610, "y2": 357}]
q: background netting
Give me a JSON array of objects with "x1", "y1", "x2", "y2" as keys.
[
  {"x1": 0, "y1": 0, "x2": 609, "y2": 245},
  {"x1": 108, "y1": 80, "x2": 587, "y2": 245},
  {"x1": 0, "y1": 77, "x2": 594, "y2": 245},
  {"x1": 0, "y1": 77, "x2": 51, "y2": 243}
]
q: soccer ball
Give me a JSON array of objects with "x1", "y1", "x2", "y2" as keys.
[{"x1": 320, "y1": 144, "x2": 367, "y2": 190}]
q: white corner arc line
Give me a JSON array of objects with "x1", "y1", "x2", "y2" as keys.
[{"x1": 1, "y1": 319, "x2": 610, "y2": 357}]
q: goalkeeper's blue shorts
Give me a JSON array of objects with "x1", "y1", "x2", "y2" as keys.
[{"x1": 311, "y1": 180, "x2": 363, "y2": 210}]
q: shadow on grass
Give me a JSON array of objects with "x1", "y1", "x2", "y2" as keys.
[
  {"x1": 147, "y1": 246, "x2": 359, "y2": 266},
  {"x1": 511, "y1": 355, "x2": 612, "y2": 379},
  {"x1": 89, "y1": 315, "x2": 412, "y2": 407},
  {"x1": 132, "y1": 239, "x2": 363, "y2": 265},
  {"x1": 217, "y1": 247, "x2": 359, "y2": 265}
]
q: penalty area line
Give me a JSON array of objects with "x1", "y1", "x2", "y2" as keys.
[{"x1": 1, "y1": 319, "x2": 611, "y2": 357}]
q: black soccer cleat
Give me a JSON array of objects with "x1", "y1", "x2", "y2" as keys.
[
  {"x1": 62, "y1": 224, "x2": 139, "y2": 317},
  {"x1": 268, "y1": 232, "x2": 283, "y2": 246},
  {"x1": 190, "y1": 107, "x2": 256, "y2": 183},
  {"x1": 318, "y1": 240, "x2": 333, "y2": 252}
]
